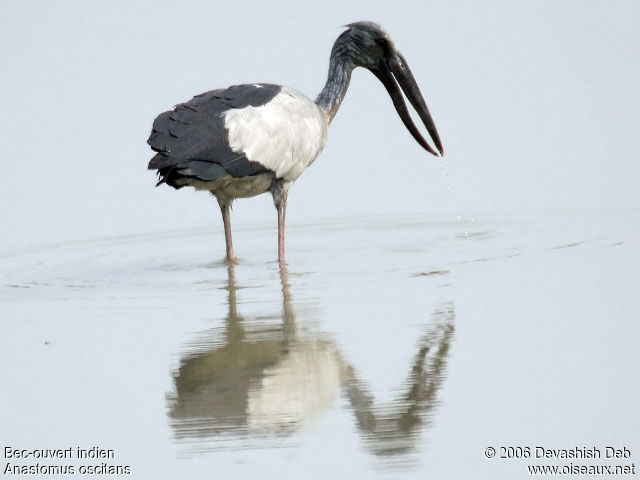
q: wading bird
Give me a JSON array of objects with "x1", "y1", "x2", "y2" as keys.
[{"x1": 148, "y1": 21, "x2": 443, "y2": 263}]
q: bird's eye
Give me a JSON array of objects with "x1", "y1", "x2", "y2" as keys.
[{"x1": 375, "y1": 38, "x2": 392, "y2": 57}]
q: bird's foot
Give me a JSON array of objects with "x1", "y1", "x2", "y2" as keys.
[{"x1": 223, "y1": 255, "x2": 238, "y2": 265}]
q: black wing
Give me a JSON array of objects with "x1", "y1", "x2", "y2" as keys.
[{"x1": 147, "y1": 83, "x2": 281, "y2": 188}]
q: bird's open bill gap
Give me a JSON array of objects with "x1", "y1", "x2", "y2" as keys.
[{"x1": 373, "y1": 53, "x2": 443, "y2": 157}]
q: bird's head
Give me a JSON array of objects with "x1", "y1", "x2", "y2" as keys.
[{"x1": 337, "y1": 21, "x2": 443, "y2": 156}]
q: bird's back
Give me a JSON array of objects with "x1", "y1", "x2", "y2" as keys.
[{"x1": 148, "y1": 84, "x2": 328, "y2": 190}]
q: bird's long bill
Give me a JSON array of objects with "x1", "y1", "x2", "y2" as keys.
[{"x1": 373, "y1": 53, "x2": 444, "y2": 156}]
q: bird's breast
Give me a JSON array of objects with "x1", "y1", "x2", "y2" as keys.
[{"x1": 223, "y1": 87, "x2": 329, "y2": 182}]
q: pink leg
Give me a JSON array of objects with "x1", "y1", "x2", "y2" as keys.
[
  {"x1": 271, "y1": 180, "x2": 290, "y2": 264},
  {"x1": 218, "y1": 199, "x2": 236, "y2": 263},
  {"x1": 277, "y1": 201, "x2": 286, "y2": 264}
]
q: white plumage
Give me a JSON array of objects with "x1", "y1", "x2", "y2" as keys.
[{"x1": 224, "y1": 87, "x2": 329, "y2": 182}]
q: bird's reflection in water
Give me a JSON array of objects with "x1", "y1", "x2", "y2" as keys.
[
  {"x1": 168, "y1": 265, "x2": 345, "y2": 439},
  {"x1": 344, "y1": 305, "x2": 454, "y2": 457},
  {"x1": 167, "y1": 264, "x2": 454, "y2": 457}
]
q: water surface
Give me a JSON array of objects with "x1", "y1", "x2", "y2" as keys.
[{"x1": 1, "y1": 211, "x2": 638, "y2": 478}]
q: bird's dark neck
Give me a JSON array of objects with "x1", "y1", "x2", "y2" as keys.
[{"x1": 315, "y1": 46, "x2": 355, "y2": 122}]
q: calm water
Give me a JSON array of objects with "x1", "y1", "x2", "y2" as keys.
[{"x1": 1, "y1": 210, "x2": 638, "y2": 479}]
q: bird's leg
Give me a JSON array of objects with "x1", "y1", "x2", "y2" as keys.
[
  {"x1": 217, "y1": 197, "x2": 236, "y2": 263},
  {"x1": 277, "y1": 200, "x2": 287, "y2": 264},
  {"x1": 271, "y1": 180, "x2": 290, "y2": 264}
]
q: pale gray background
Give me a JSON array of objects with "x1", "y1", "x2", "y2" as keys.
[
  {"x1": 1, "y1": 0, "x2": 638, "y2": 251},
  {"x1": 1, "y1": 3, "x2": 639, "y2": 478}
]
